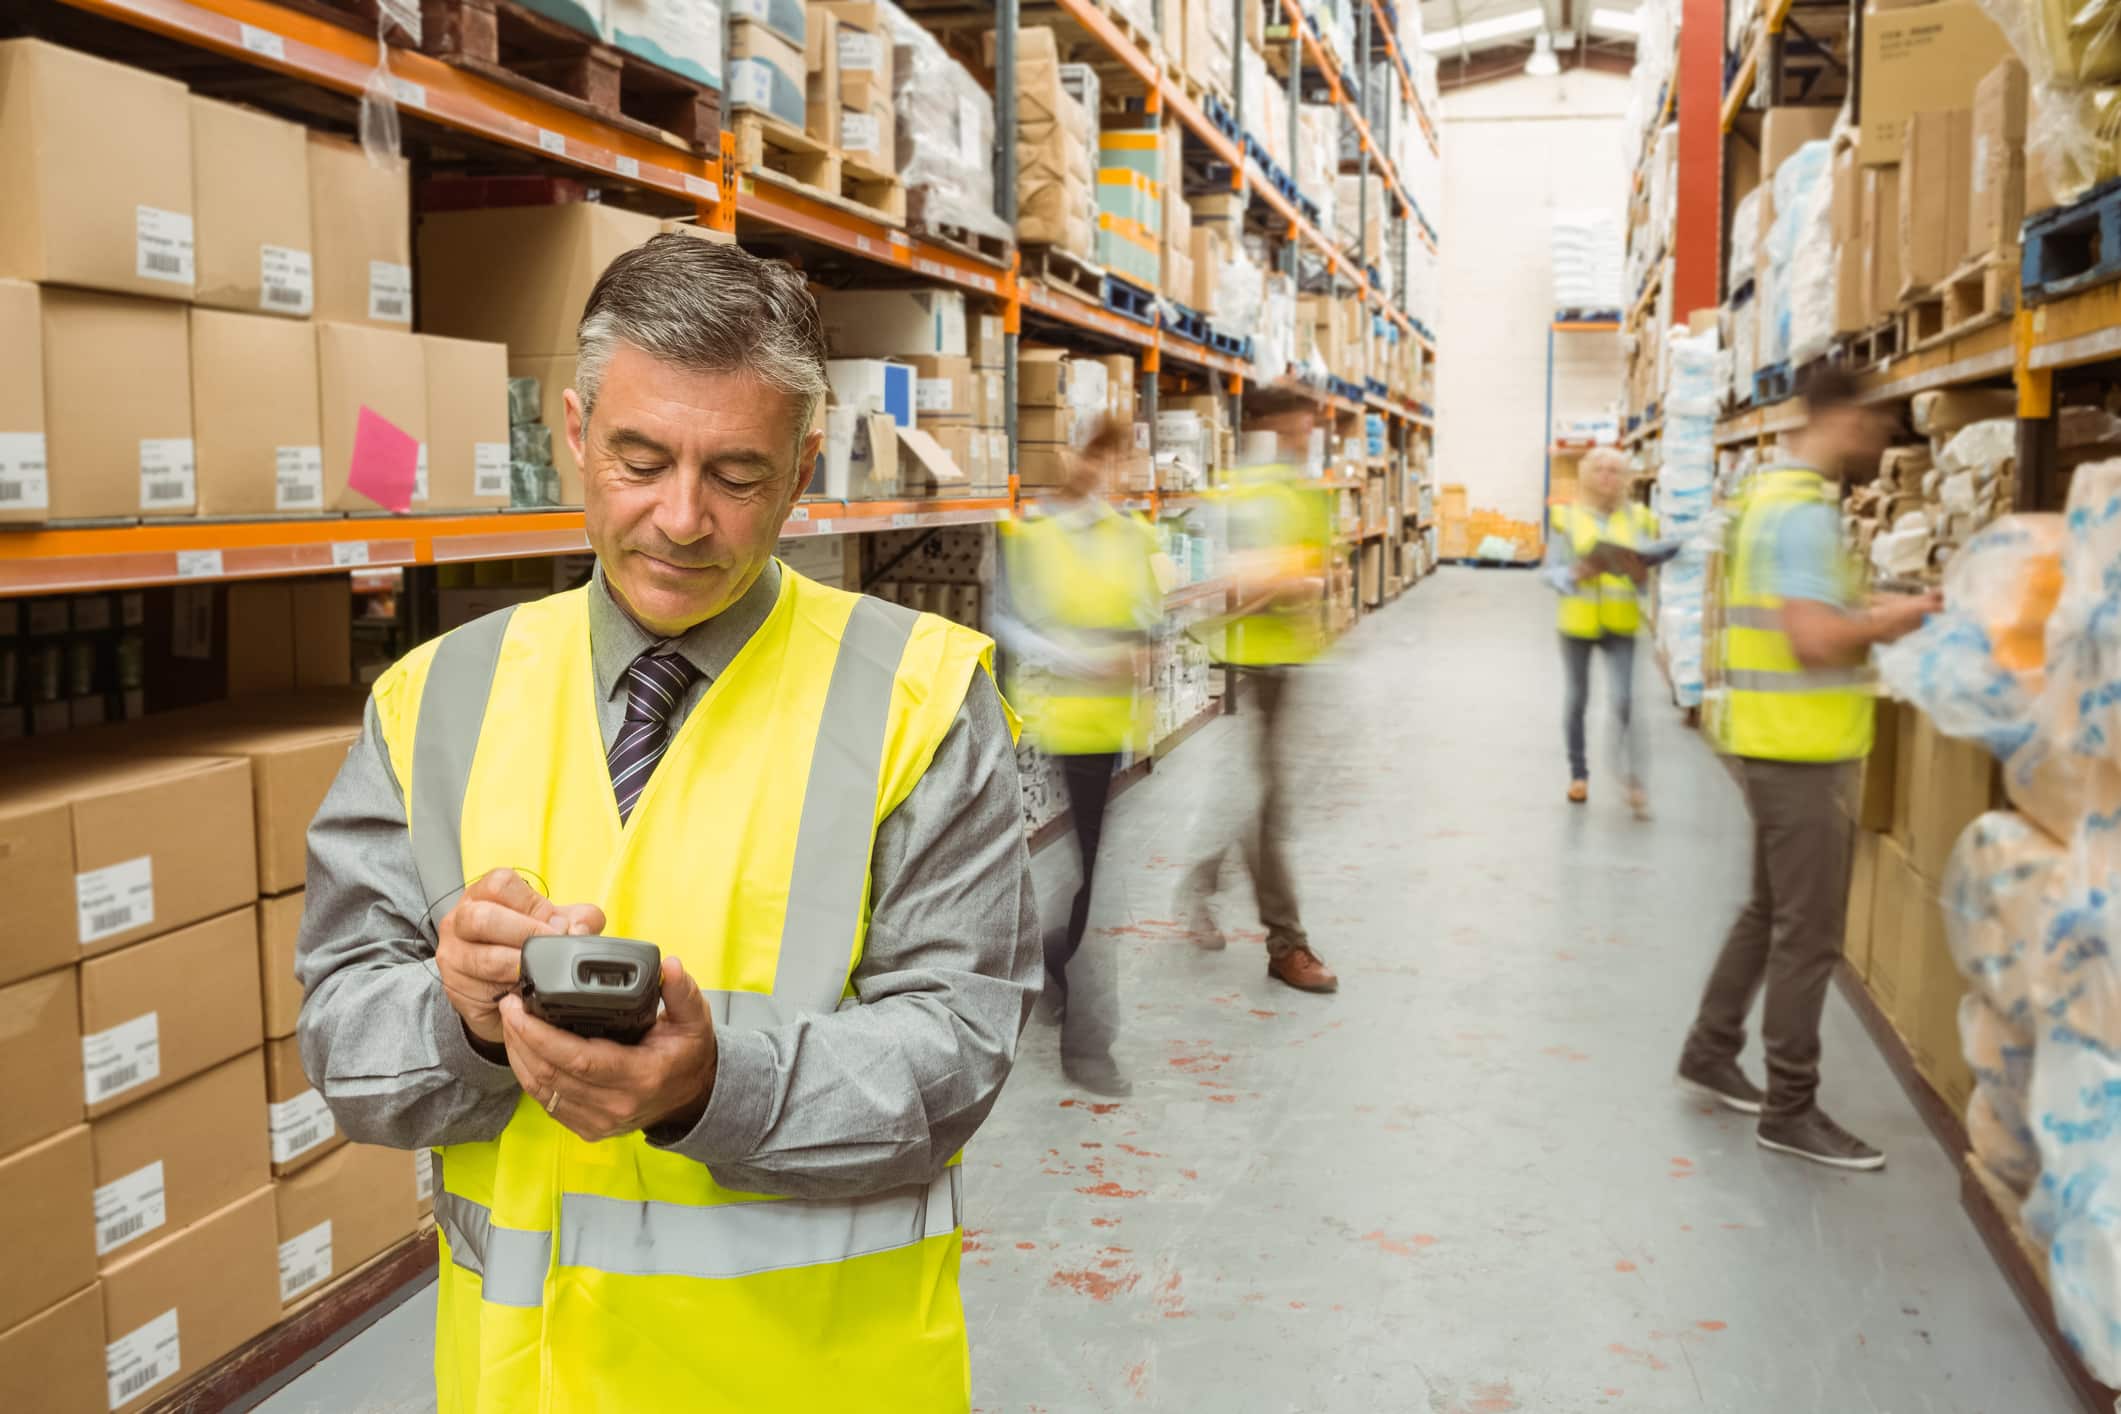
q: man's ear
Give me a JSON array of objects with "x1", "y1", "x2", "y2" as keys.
[
  {"x1": 791, "y1": 427, "x2": 823, "y2": 503},
  {"x1": 563, "y1": 387, "x2": 589, "y2": 471}
]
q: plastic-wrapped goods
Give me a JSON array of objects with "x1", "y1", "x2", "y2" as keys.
[
  {"x1": 1727, "y1": 186, "x2": 1763, "y2": 289},
  {"x1": 2021, "y1": 1014, "x2": 2121, "y2": 1378},
  {"x1": 1964, "y1": 990, "x2": 2043, "y2": 1191},
  {"x1": 1251, "y1": 273, "x2": 1297, "y2": 383},
  {"x1": 878, "y1": 0, "x2": 1006, "y2": 242},
  {"x1": 1761, "y1": 139, "x2": 1831, "y2": 369},
  {"x1": 1784, "y1": 134, "x2": 1839, "y2": 366},
  {"x1": 1214, "y1": 244, "x2": 1265, "y2": 338},
  {"x1": 1943, "y1": 810, "x2": 2069, "y2": 1025},
  {"x1": 2037, "y1": 0, "x2": 2121, "y2": 84},
  {"x1": 1550, "y1": 208, "x2": 1624, "y2": 311}
]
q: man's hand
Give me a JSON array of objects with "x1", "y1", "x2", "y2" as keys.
[
  {"x1": 1572, "y1": 559, "x2": 1602, "y2": 584},
  {"x1": 1869, "y1": 590, "x2": 1944, "y2": 645},
  {"x1": 496, "y1": 956, "x2": 720, "y2": 1143},
  {"x1": 437, "y1": 868, "x2": 605, "y2": 1046}
]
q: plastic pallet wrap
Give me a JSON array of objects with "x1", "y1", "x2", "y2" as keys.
[
  {"x1": 1784, "y1": 133, "x2": 1840, "y2": 366},
  {"x1": 1978, "y1": 0, "x2": 2121, "y2": 205},
  {"x1": 1550, "y1": 207, "x2": 1624, "y2": 311},
  {"x1": 1963, "y1": 989, "x2": 2043, "y2": 1194},
  {"x1": 1728, "y1": 186, "x2": 1763, "y2": 289},
  {"x1": 880, "y1": 0, "x2": 1007, "y2": 243},
  {"x1": 1760, "y1": 139, "x2": 1831, "y2": 369}
]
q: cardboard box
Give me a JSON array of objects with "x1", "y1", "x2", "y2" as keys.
[
  {"x1": 1971, "y1": 60, "x2": 2029, "y2": 259},
  {"x1": 895, "y1": 425, "x2": 970, "y2": 496},
  {"x1": 422, "y1": 336, "x2": 513, "y2": 510},
  {"x1": 816, "y1": 289, "x2": 968, "y2": 358},
  {"x1": 266, "y1": 1035, "x2": 342, "y2": 1174},
  {"x1": 80, "y1": 909, "x2": 261, "y2": 1117},
  {"x1": 307, "y1": 133, "x2": 411, "y2": 328},
  {"x1": 1899, "y1": 889, "x2": 1974, "y2": 1109},
  {"x1": 1867, "y1": 836, "x2": 1918, "y2": 1014},
  {"x1": 294, "y1": 579, "x2": 354, "y2": 689},
  {"x1": 909, "y1": 355, "x2": 977, "y2": 423},
  {"x1": 190, "y1": 310, "x2": 324, "y2": 516},
  {"x1": 729, "y1": 20, "x2": 808, "y2": 128},
  {"x1": 1907, "y1": 710, "x2": 1997, "y2": 881},
  {"x1": 259, "y1": 893, "x2": 305, "y2": 1039},
  {"x1": 827, "y1": 359, "x2": 914, "y2": 426},
  {"x1": 1844, "y1": 828, "x2": 1880, "y2": 976},
  {"x1": 90, "y1": 1052, "x2": 269, "y2": 1269},
  {"x1": 968, "y1": 312, "x2": 1005, "y2": 371},
  {"x1": 0, "y1": 753, "x2": 256, "y2": 975},
  {"x1": 190, "y1": 97, "x2": 314, "y2": 317},
  {"x1": 101, "y1": 1186, "x2": 278, "y2": 1414},
  {"x1": 1850, "y1": 696, "x2": 1899, "y2": 831},
  {"x1": 1016, "y1": 443, "x2": 1071, "y2": 488},
  {"x1": 804, "y1": 9, "x2": 842, "y2": 148},
  {"x1": 508, "y1": 353, "x2": 583, "y2": 503},
  {"x1": 0, "y1": 1285, "x2": 104, "y2": 1414},
  {"x1": 318, "y1": 323, "x2": 430, "y2": 511},
  {"x1": 0, "y1": 968, "x2": 83, "y2": 1156},
  {"x1": 1858, "y1": 1, "x2": 2012, "y2": 164},
  {"x1": 1761, "y1": 106, "x2": 1838, "y2": 179},
  {"x1": 609, "y1": 0, "x2": 723, "y2": 88},
  {"x1": 1900, "y1": 108, "x2": 1972, "y2": 292},
  {"x1": 1863, "y1": 163, "x2": 1904, "y2": 322},
  {"x1": 1190, "y1": 226, "x2": 1224, "y2": 315},
  {"x1": 0, "y1": 280, "x2": 45, "y2": 523},
  {"x1": 815, "y1": 408, "x2": 899, "y2": 500},
  {"x1": 272, "y1": 1141, "x2": 420, "y2": 1307},
  {"x1": 40, "y1": 290, "x2": 195, "y2": 519},
  {"x1": 1018, "y1": 347, "x2": 1070, "y2": 407},
  {"x1": 0, "y1": 41, "x2": 194, "y2": 300},
  {"x1": 419, "y1": 203, "x2": 666, "y2": 357},
  {"x1": 0, "y1": 1125, "x2": 94, "y2": 1334}
]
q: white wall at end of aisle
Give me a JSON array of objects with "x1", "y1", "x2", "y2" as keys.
[{"x1": 1437, "y1": 72, "x2": 1629, "y2": 524}]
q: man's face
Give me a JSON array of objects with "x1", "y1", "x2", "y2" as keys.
[
  {"x1": 1585, "y1": 459, "x2": 1625, "y2": 505},
  {"x1": 566, "y1": 343, "x2": 819, "y2": 637},
  {"x1": 1814, "y1": 405, "x2": 1888, "y2": 478}
]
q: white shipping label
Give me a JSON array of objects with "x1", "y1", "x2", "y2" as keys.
[
  {"x1": 259, "y1": 244, "x2": 314, "y2": 315},
  {"x1": 838, "y1": 29, "x2": 881, "y2": 72},
  {"x1": 83, "y1": 1012, "x2": 160, "y2": 1106},
  {"x1": 94, "y1": 1161, "x2": 168, "y2": 1256},
  {"x1": 369, "y1": 260, "x2": 413, "y2": 324},
  {"x1": 415, "y1": 1149, "x2": 435, "y2": 1202},
  {"x1": 78, "y1": 856, "x2": 154, "y2": 945},
  {"x1": 389, "y1": 77, "x2": 426, "y2": 110},
  {"x1": 841, "y1": 111, "x2": 879, "y2": 155},
  {"x1": 106, "y1": 1309, "x2": 180, "y2": 1411},
  {"x1": 269, "y1": 1087, "x2": 336, "y2": 1164},
  {"x1": 135, "y1": 206, "x2": 195, "y2": 286},
  {"x1": 275, "y1": 445, "x2": 324, "y2": 511},
  {"x1": 730, "y1": 60, "x2": 773, "y2": 110},
  {"x1": 175, "y1": 549, "x2": 223, "y2": 580},
  {"x1": 278, "y1": 1219, "x2": 334, "y2": 1302},
  {"x1": 916, "y1": 377, "x2": 956, "y2": 412},
  {"x1": 958, "y1": 97, "x2": 983, "y2": 165},
  {"x1": 238, "y1": 23, "x2": 286, "y2": 60},
  {"x1": 474, "y1": 442, "x2": 510, "y2": 498},
  {"x1": 414, "y1": 444, "x2": 429, "y2": 502},
  {"x1": 615, "y1": 154, "x2": 640, "y2": 180},
  {"x1": 0, "y1": 431, "x2": 49, "y2": 512},
  {"x1": 538, "y1": 128, "x2": 567, "y2": 156},
  {"x1": 331, "y1": 541, "x2": 370, "y2": 568},
  {"x1": 139, "y1": 438, "x2": 196, "y2": 510}
]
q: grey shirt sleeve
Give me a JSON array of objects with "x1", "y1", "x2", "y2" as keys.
[
  {"x1": 1542, "y1": 523, "x2": 1578, "y2": 596},
  {"x1": 294, "y1": 700, "x2": 523, "y2": 1151},
  {"x1": 648, "y1": 667, "x2": 1041, "y2": 1197}
]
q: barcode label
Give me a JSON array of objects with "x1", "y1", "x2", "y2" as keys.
[
  {"x1": 94, "y1": 1161, "x2": 167, "y2": 1256},
  {"x1": 788, "y1": 505, "x2": 810, "y2": 521},
  {"x1": 916, "y1": 378, "x2": 955, "y2": 412},
  {"x1": 615, "y1": 155, "x2": 640, "y2": 179},
  {"x1": 893, "y1": 512, "x2": 918, "y2": 527},
  {"x1": 239, "y1": 23, "x2": 285, "y2": 60},
  {"x1": 175, "y1": 549, "x2": 223, "y2": 579},
  {"x1": 415, "y1": 1149, "x2": 435, "y2": 1203},
  {"x1": 414, "y1": 444, "x2": 429, "y2": 502},
  {"x1": 82, "y1": 1012, "x2": 160, "y2": 1106},
  {"x1": 368, "y1": 261, "x2": 413, "y2": 324},
  {"x1": 275, "y1": 445, "x2": 324, "y2": 510},
  {"x1": 475, "y1": 442, "x2": 510, "y2": 498},
  {"x1": 269, "y1": 1088, "x2": 336, "y2": 1164},
  {"x1": 138, "y1": 438, "x2": 196, "y2": 511},
  {"x1": 0, "y1": 431, "x2": 46, "y2": 511},
  {"x1": 278, "y1": 1220, "x2": 334, "y2": 1302},
  {"x1": 135, "y1": 206, "x2": 194, "y2": 287},
  {"x1": 78, "y1": 855, "x2": 154, "y2": 944},
  {"x1": 106, "y1": 1309, "x2": 179, "y2": 1410},
  {"x1": 259, "y1": 244, "x2": 314, "y2": 315},
  {"x1": 537, "y1": 127, "x2": 566, "y2": 156},
  {"x1": 838, "y1": 30, "x2": 881, "y2": 71},
  {"x1": 841, "y1": 111, "x2": 879, "y2": 155},
  {"x1": 684, "y1": 173, "x2": 715, "y2": 198},
  {"x1": 331, "y1": 541, "x2": 370, "y2": 568},
  {"x1": 390, "y1": 77, "x2": 426, "y2": 109},
  {"x1": 812, "y1": 518, "x2": 833, "y2": 535}
]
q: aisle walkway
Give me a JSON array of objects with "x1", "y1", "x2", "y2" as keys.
[{"x1": 260, "y1": 570, "x2": 2073, "y2": 1414}]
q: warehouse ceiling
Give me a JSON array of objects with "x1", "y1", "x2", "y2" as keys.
[{"x1": 1418, "y1": 0, "x2": 1639, "y2": 91}]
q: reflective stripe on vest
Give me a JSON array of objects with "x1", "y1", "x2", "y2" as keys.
[
  {"x1": 434, "y1": 1158, "x2": 960, "y2": 1303},
  {"x1": 1554, "y1": 502, "x2": 1651, "y2": 639}
]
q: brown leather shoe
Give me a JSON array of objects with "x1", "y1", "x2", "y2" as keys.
[
  {"x1": 1268, "y1": 946, "x2": 1338, "y2": 993},
  {"x1": 1567, "y1": 780, "x2": 1589, "y2": 804}
]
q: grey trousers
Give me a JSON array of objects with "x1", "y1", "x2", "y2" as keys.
[
  {"x1": 1180, "y1": 666, "x2": 1310, "y2": 958},
  {"x1": 1682, "y1": 757, "x2": 1855, "y2": 1119}
]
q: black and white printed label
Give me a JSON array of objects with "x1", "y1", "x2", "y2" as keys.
[
  {"x1": 842, "y1": 111, "x2": 879, "y2": 155},
  {"x1": 83, "y1": 1012, "x2": 160, "y2": 1106},
  {"x1": 275, "y1": 445, "x2": 324, "y2": 511},
  {"x1": 415, "y1": 1149, "x2": 435, "y2": 1203},
  {"x1": 78, "y1": 855, "x2": 154, "y2": 945},
  {"x1": 838, "y1": 29, "x2": 881, "y2": 71},
  {"x1": 106, "y1": 1309, "x2": 180, "y2": 1410},
  {"x1": 414, "y1": 444, "x2": 429, "y2": 502},
  {"x1": 474, "y1": 442, "x2": 510, "y2": 499},
  {"x1": 135, "y1": 206, "x2": 195, "y2": 286},
  {"x1": 269, "y1": 1087, "x2": 336, "y2": 1164},
  {"x1": 94, "y1": 1160, "x2": 167, "y2": 1256},
  {"x1": 916, "y1": 378, "x2": 956, "y2": 413},
  {"x1": 368, "y1": 260, "x2": 413, "y2": 324},
  {"x1": 278, "y1": 1219, "x2": 334, "y2": 1302},
  {"x1": 0, "y1": 431, "x2": 49, "y2": 511},
  {"x1": 139, "y1": 439, "x2": 196, "y2": 511},
  {"x1": 259, "y1": 244, "x2": 314, "y2": 315}
]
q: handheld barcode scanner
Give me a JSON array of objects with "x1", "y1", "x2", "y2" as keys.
[{"x1": 519, "y1": 936, "x2": 663, "y2": 1044}]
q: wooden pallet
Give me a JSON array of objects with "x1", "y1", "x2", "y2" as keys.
[
  {"x1": 1902, "y1": 250, "x2": 2018, "y2": 350},
  {"x1": 839, "y1": 149, "x2": 908, "y2": 225},
  {"x1": 733, "y1": 112, "x2": 906, "y2": 228},
  {"x1": 1843, "y1": 317, "x2": 1901, "y2": 369},
  {"x1": 2023, "y1": 176, "x2": 2121, "y2": 305},
  {"x1": 912, "y1": 215, "x2": 1014, "y2": 266},
  {"x1": 1023, "y1": 243, "x2": 1106, "y2": 304},
  {"x1": 420, "y1": 0, "x2": 719, "y2": 153}
]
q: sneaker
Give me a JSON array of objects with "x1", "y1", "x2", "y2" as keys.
[
  {"x1": 1756, "y1": 1108, "x2": 1885, "y2": 1172},
  {"x1": 1063, "y1": 1054, "x2": 1133, "y2": 1098},
  {"x1": 1568, "y1": 780, "x2": 1589, "y2": 804},
  {"x1": 1268, "y1": 946, "x2": 1339, "y2": 993},
  {"x1": 1675, "y1": 1058, "x2": 1764, "y2": 1114}
]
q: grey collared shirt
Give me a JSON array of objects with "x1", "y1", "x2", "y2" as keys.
[{"x1": 294, "y1": 561, "x2": 1041, "y2": 1199}]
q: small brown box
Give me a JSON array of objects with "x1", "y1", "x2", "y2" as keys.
[
  {"x1": 1844, "y1": 828, "x2": 1880, "y2": 977},
  {"x1": 39, "y1": 290, "x2": 195, "y2": 519},
  {"x1": 266, "y1": 1034, "x2": 343, "y2": 1175},
  {"x1": 189, "y1": 96, "x2": 315, "y2": 317},
  {"x1": 89, "y1": 1052, "x2": 269, "y2": 1269},
  {"x1": 191, "y1": 309, "x2": 325, "y2": 516},
  {"x1": 317, "y1": 322, "x2": 429, "y2": 512},
  {"x1": 0, "y1": 968, "x2": 84, "y2": 1155},
  {"x1": 306, "y1": 132, "x2": 411, "y2": 329},
  {"x1": 0, "y1": 1125, "x2": 95, "y2": 1334},
  {"x1": 80, "y1": 909, "x2": 263, "y2": 1116},
  {"x1": 908, "y1": 355, "x2": 978, "y2": 424},
  {"x1": 0, "y1": 279, "x2": 47, "y2": 523},
  {"x1": 0, "y1": 1285, "x2": 105, "y2": 1414},
  {"x1": 101, "y1": 1186, "x2": 279, "y2": 1413},
  {"x1": 273, "y1": 1142, "x2": 421, "y2": 1307},
  {"x1": 421, "y1": 335, "x2": 513, "y2": 509},
  {"x1": 1900, "y1": 109, "x2": 1972, "y2": 293},
  {"x1": 259, "y1": 892, "x2": 305, "y2": 1039}
]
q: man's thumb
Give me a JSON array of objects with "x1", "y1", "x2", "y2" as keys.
[{"x1": 661, "y1": 956, "x2": 708, "y2": 1025}]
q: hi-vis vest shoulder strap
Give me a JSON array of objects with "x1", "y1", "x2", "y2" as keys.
[
  {"x1": 1550, "y1": 501, "x2": 1655, "y2": 639},
  {"x1": 371, "y1": 570, "x2": 1000, "y2": 1414}
]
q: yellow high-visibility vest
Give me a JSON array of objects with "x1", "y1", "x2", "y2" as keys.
[
  {"x1": 1713, "y1": 466, "x2": 1875, "y2": 763},
  {"x1": 370, "y1": 568, "x2": 1003, "y2": 1413},
  {"x1": 1207, "y1": 468, "x2": 1333, "y2": 667},
  {"x1": 1000, "y1": 507, "x2": 1162, "y2": 755},
  {"x1": 1550, "y1": 501, "x2": 1658, "y2": 639}
]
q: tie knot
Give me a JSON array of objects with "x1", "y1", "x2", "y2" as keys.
[{"x1": 622, "y1": 651, "x2": 697, "y2": 725}]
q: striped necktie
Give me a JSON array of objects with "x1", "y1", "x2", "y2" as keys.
[{"x1": 608, "y1": 650, "x2": 700, "y2": 823}]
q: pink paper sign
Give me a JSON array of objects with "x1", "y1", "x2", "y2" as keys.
[{"x1": 348, "y1": 405, "x2": 420, "y2": 513}]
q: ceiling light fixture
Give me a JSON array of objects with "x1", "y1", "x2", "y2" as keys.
[{"x1": 1524, "y1": 30, "x2": 1561, "y2": 76}]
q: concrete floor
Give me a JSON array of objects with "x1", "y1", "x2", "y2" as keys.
[{"x1": 258, "y1": 569, "x2": 2077, "y2": 1414}]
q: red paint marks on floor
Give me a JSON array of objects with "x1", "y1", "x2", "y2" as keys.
[
  {"x1": 1555, "y1": 950, "x2": 1578, "y2": 962},
  {"x1": 1197, "y1": 1078, "x2": 1229, "y2": 1089},
  {"x1": 1249, "y1": 1009, "x2": 1278, "y2": 1018},
  {"x1": 1058, "y1": 1100, "x2": 1122, "y2": 1114},
  {"x1": 1118, "y1": 1142, "x2": 1164, "y2": 1158},
  {"x1": 1289, "y1": 1300, "x2": 1307, "y2": 1310},
  {"x1": 1721, "y1": 1222, "x2": 1748, "y2": 1230},
  {"x1": 1091, "y1": 1216, "x2": 1121, "y2": 1228},
  {"x1": 1361, "y1": 1231, "x2": 1438, "y2": 1258},
  {"x1": 1354, "y1": 1104, "x2": 1377, "y2": 1114},
  {"x1": 1679, "y1": 1224, "x2": 1694, "y2": 1232},
  {"x1": 1015, "y1": 1242, "x2": 1037, "y2": 1251},
  {"x1": 1050, "y1": 1267, "x2": 1138, "y2": 1301},
  {"x1": 1081, "y1": 1141, "x2": 1103, "y2": 1149},
  {"x1": 1153, "y1": 1270, "x2": 1189, "y2": 1319},
  {"x1": 1076, "y1": 1180, "x2": 1146, "y2": 1199},
  {"x1": 1670, "y1": 1157, "x2": 1693, "y2": 1168},
  {"x1": 1208, "y1": 1094, "x2": 1238, "y2": 1104},
  {"x1": 1602, "y1": 1389, "x2": 1624, "y2": 1399},
  {"x1": 1608, "y1": 1343, "x2": 1669, "y2": 1371},
  {"x1": 1540, "y1": 1045, "x2": 1591, "y2": 1063},
  {"x1": 962, "y1": 1232, "x2": 983, "y2": 1253},
  {"x1": 1465, "y1": 1380, "x2": 1519, "y2": 1413},
  {"x1": 1613, "y1": 1260, "x2": 1637, "y2": 1273},
  {"x1": 1180, "y1": 1169, "x2": 1198, "y2": 1180},
  {"x1": 1168, "y1": 1051, "x2": 1233, "y2": 1074},
  {"x1": 1668, "y1": 1168, "x2": 1695, "y2": 1179},
  {"x1": 1697, "y1": 1320, "x2": 1727, "y2": 1332},
  {"x1": 1126, "y1": 1362, "x2": 1147, "y2": 1397}
]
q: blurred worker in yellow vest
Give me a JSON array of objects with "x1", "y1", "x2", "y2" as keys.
[
  {"x1": 1178, "y1": 386, "x2": 1339, "y2": 995},
  {"x1": 995, "y1": 418, "x2": 1172, "y2": 1096},
  {"x1": 1677, "y1": 369, "x2": 1937, "y2": 1173},
  {"x1": 1541, "y1": 446, "x2": 1674, "y2": 816}
]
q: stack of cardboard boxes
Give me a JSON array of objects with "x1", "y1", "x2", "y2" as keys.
[
  {"x1": 805, "y1": 3, "x2": 897, "y2": 175},
  {"x1": 729, "y1": 0, "x2": 809, "y2": 132},
  {"x1": 1018, "y1": 348, "x2": 1146, "y2": 491},
  {"x1": 0, "y1": 40, "x2": 512, "y2": 525},
  {"x1": 1097, "y1": 129, "x2": 1164, "y2": 292},
  {"x1": 812, "y1": 289, "x2": 1009, "y2": 496},
  {"x1": 1009, "y1": 28, "x2": 1095, "y2": 259}
]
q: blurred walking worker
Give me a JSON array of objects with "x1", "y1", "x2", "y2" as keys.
[
  {"x1": 1180, "y1": 386, "x2": 1338, "y2": 994},
  {"x1": 995, "y1": 418, "x2": 1167, "y2": 1096},
  {"x1": 1542, "y1": 446, "x2": 1669, "y2": 814},
  {"x1": 1677, "y1": 369, "x2": 1938, "y2": 1172}
]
